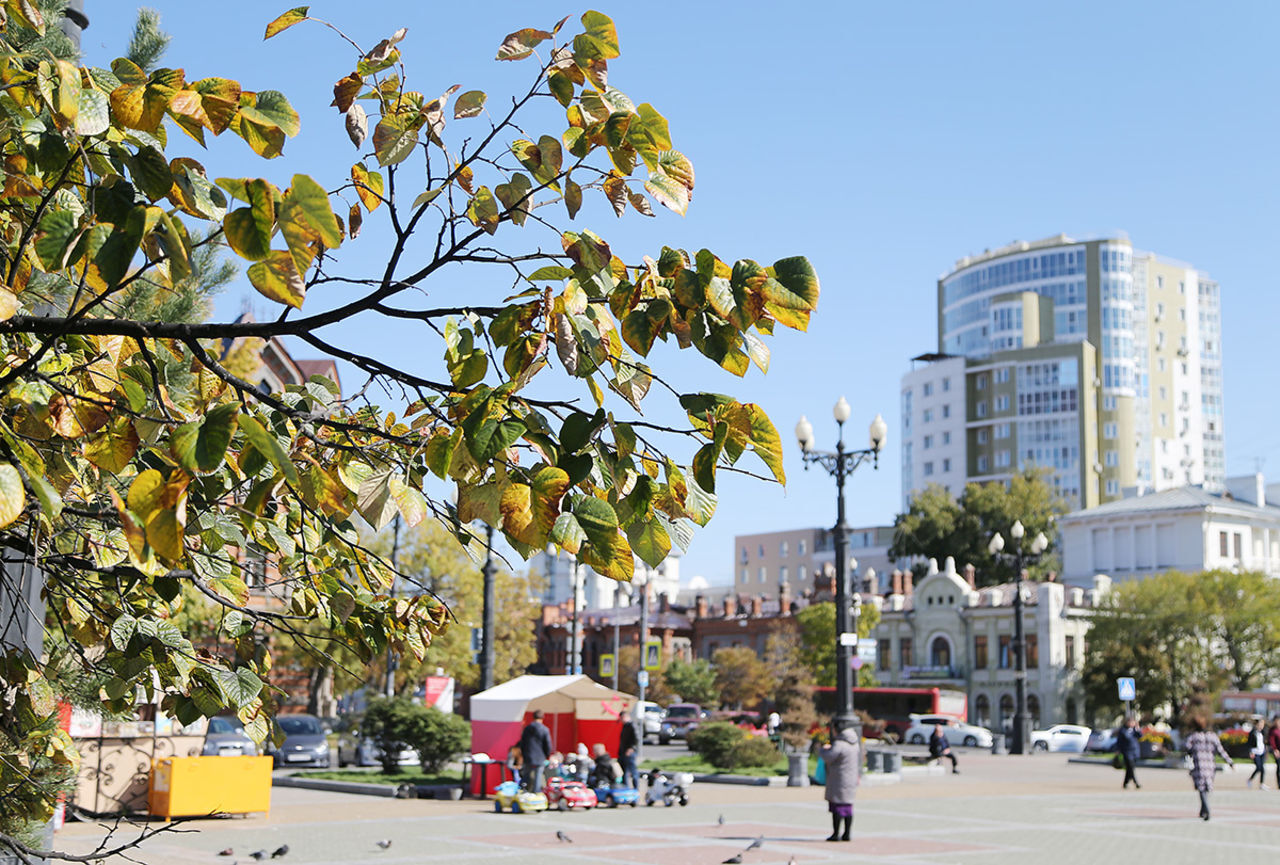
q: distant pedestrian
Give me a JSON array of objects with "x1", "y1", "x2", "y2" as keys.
[
  {"x1": 618, "y1": 710, "x2": 639, "y2": 789},
  {"x1": 1183, "y1": 715, "x2": 1233, "y2": 820},
  {"x1": 1115, "y1": 716, "x2": 1142, "y2": 790},
  {"x1": 929, "y1": 724, "x2": 959, "y2": 774},
  {"x1": 519, "y1": 709, "x2": 554, "y2": 790},
  {"x1": 1268, "y1": 716, "x2": 1280, "y2": 788},
  {"x1": 1247, "y1": 718, "x2": 1269, "y2": 790},
  {"x1": 819, "y1": 722, "x2": 860, "y2": 842},
  {"x1": 767, "y1": 711, "x2": 781, "y2": 737}
]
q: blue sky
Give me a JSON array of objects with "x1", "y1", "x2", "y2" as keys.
[{"x1": 83, "y1": 2, "x2": 1279, "y2": 586}]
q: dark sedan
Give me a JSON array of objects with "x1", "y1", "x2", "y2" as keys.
[{"x1": 272, "y1": 714, "x2": 331, "y2": 768}]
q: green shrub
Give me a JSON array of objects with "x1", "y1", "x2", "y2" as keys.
[
  {"x1": 727, "y1": 736, "x2": 780, "y2": 770},
  {"x1": 688, "y1": 721, "x2": 748, "y2": 769},
  {"x1": 361, "y1": 696, "x2": 420, "y2": 774},
  {"x1": 406, "y1": 706, "x2": 471, "y2": 773}
]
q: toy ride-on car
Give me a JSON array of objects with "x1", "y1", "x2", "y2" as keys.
[
  {"x1": 492, "y1": 780, "x2": 548, "y2": 814},
  {"x1": 593, "y1": 782, "x2": 639, "y2": 808},
  {"x1": 643, "y1": 769, "x2": 692, "y2": 807},
  {"x1": 544, "y1": 777, "x2": 598, "y2": 811}
]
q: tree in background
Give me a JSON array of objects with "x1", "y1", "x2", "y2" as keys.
[
  {"x1": 890, "y1": 468, "x2": 1066, "y2": 585},
  {"x1": 712, "y1": 646, "x2": 773, "y2": 710},
  {"x1": 764, "y1": 627, "x2": 817, "y2": 750},
  {"x1": 794, "y1": 600, "x2": 880, "y2": 687},
  {"x1": 125, "y1": 8, "x2": 171, "y2": 73},
  {"x1": 1081, "y1": 569, "x2": 1280, "y2": 724},
  {"x1": 661, "y1": 657, "x2": 718, "y2": 708},
  {"x1": 0, "y1": 7, "x2": 819, "y2": 845}
]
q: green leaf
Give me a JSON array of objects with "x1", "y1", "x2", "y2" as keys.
[
  {"x1": 645, "y1": 171, "x2": 690, "y2": 217},
  {"x1": 84, "y1": 416, "x2": 140, "y2": 474},
  {"x1": 389, "y1": 476, "x2": 427, "y2": 528},
  {"x1": 496, "y1": 27, "x2": 552, "y2": 61},
  {"x1": 127, "y1": 145, "x2": 173, "y2": 202},
  {"x1": 264, "y1": 6, "x2": 309, "y2": 39},
  {"x1": 356, "y1": 470, "x2": 397, "y2": 530},
  {"x1": 372, "y1": 114, "x2": 418, "y2": 167},
  {"x1": 573, "y1": 495, "x2": 633, "y2": 581},
  {"x1": 238, "y1": 416, "x2": 298, "y2": 485},
  {"x1": 172, "y1": 402, "x2": 239, "y2": 474},
  {"x1": 745, "y1": 403, "x2": 785, "y2": 484},
  {"x1": 529, "y1": 266, "x2": 573, "y2": 281},
  {"x1": 223, "y1": 179, "x2": 275, "y2": 261},
  {"x1": 763, "y1": 256, "x2": 821, "y2": 330},
  {"x1": 288, "y1": 174, "x2": 342, "y2": 248},
  {"x1": 494, "y1": 173, "x2": 533, "y2": 226},
  {"x1": 0, "y1": 463, "x2": 24, "y2": 529},
  {"x1": 35, "y1": 210, "x2": 78, "y2": 271},
  {"x1": 76, "y1": 88, "x2": 110, "y2": 136},
  {"x1": 627, "y1": 518, "x2": 671, "y2": 568},
  {"x1": 109, "y1": 615, "x2": 138, "y2": 651},
  {"x1": 453, "y1": 90, "x2": 486, "y2": 119},
  {"x1": 575, "y1": 10, "x2": 620, "y2": 60},
  {"x1": 240, "y1": 90, "x2": 300, "y2": 137},
  {"x1": 27, "y1": 473, "x2": 62, "y2": 520},
  {"x1": 411, "y1": 188, "x2": 443, "y2": 210},
  {"x1": 550, "y1": 512, "x2": 587, "y2": 554},
  {"x1": 466, "y1": 186, "x2": 501, "y2": 234},
  {"x1": 218, "y1": 668, "x2": 263, "y2": 707},
  {"x1": 692, "y1": 440, "x2": 721, "y2": 494},
  {"x1": 247, "y1": 250, "x2": 306, "y2": 309}
]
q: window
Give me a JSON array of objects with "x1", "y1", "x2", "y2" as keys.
[
  {"x1": 976, "y1": 402, "x2": 988, "y2": 418},
  {"x1": 1157, "y1": 357, "x2": 1166, "y2": 372},
  {"x1": 877, "y1": 639, "x2": 890, "y2": 671},
  {"x1": 977, "y1": 455, "x2": 989, "y2": 473},
  {"x1": 923, "y1": 434, "x2": 933, "y2": 449},
  {"x1": 942, "y1": 377, "x2": 951, "y2": 392},
  {"x1": 995, "y1": 395, "x2": 1010, "y2": 412},
  {"x1": 942, "y1": 458, "x2": 951, "y2": 472},
  {"x1": 797, "y1": 564, "x2": 807, "y2": 582},
  {"x1": 976, "y1": 376, "x2": 987, "y2": 391},
  {"x1": 942, "y1": 404, "x2": 951, "y2": 419},
  {"x1": 923, "y1": 408, "x2": 933, "y2": 423},
  {"x1": 740, "y1": 568, "x2": 748, "y2": 583},
  {"x1": 996, "y1": 423, "x2": 1011, "y2": 439},
  {"x1": 758, "y1": 544, "x2": 764, "y2": 557},
  {"x1": 923, "y1": 461, "x2": 934, "y2": 476},
  {"x1": 1234, "y1": 533, "x2": 1243, "y2": 560},
  {"x1": 1220, "y1": 531, "x2": 1229, "y2": 557},
  {"x1": 899, "y1": 637, "x2": 913, "y2": 669},
  {"x1": 1026, "y1": 635, "x2": 1039, "y2": 667},
  {"x1": 995, "y1": 450, "x2": 1010, "y2": 468},
  {"x1": 998, "y1": 635, "x2": 1011, "y2": 669},
  {"x1": 923, "y1": 382, "x2": 933, "y2": 396},
  {"x1": 1105, "y1": 451, "x2": 1118, "y2": 467},
  {"x1": 942, "y1": 431, "x2": 951, "y2": 445},
  {"x1": 1103, "y1": 422, "x2": 1117, "y2": 439},
  {"x1": 1157, "y1": 275, "x2": 1164, "y2": 289},
  {"x1": 977, "y1": 429, "x2": 989, "y2": 444},
  {"x1": 1065, "y1": 635, "x2": 1076, "y2": 668},
  {"x1": 974, "y1": 635, "x2": 988, "y2": 669},
  {"x1": 1028, "y1": 694, "x2": 1041, "y2": 728},
  {"x1": 1159, "y1": 386, "x2": 1167, "y2": 401},
  {"x1": 1103, "y1": 395, "x2": 1117, "y2": 411},
  {"x1": 1106, "y1": 479, "x2": 1119, "y2": 495},
  {"x1": 778, "y1": 566, "x2": 788, "y2": 583},
  {"x1": 779, "y1": 541, "x2": 788, "y2": 557},
  {"x1": 758, "y1": 566, "x2": 767, "y2": 582},
  {"x1": 975, "y1": 694, "x2": 991, "y2": 728},
  {"x1": 930, "y1": 637, "x2": 951, "y2": 668},
  {"x1": 1159, "y1": 412, "x2": 1168, "y2": 427},
  {"x1": 1156, "y1": 301, "x2": 1165, "y2": 319}
]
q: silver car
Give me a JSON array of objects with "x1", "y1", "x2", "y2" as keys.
[{"x1": 202, "y1": 715, "x2": 259, "y2": 757}]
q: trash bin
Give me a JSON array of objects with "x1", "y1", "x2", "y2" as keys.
[
  {"x1": 880, "y1": 751, "x2": 902, "y2": 773},
  {"x1": 865, "y1": 750, "x2": 883, "y2": 773},
  {"x1": 149, "y1": 756, "x2": 272, "y2": 819},
  {"x1": 786, "y1": 752, "x2": 810, "y2": 787},
  {"x1": 991, "y1": 734, "x2": 1007, "y2": 755}
]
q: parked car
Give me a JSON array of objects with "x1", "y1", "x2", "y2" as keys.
[
  {"x1": 637, "y1": 701, "x2": 665, "y2": 744},
  {"x1": 334, "y1": 732, "x2": 419, "y2": 767},
  {"x1": 903, "y1": 714, "x2": 993, "y2": 748},
  {"x1": 1086, "y1": 728, "x2": 1118, "y2": 753},
  {"x1": 1030, "y1": 723, "x2": 1092, "y2": 753},
  {"x1": 658, "y1": 703, "x2": 703, "y2": 745},
  {"x1": 270, "y1": 714, "x2": 330, "y2": 768},
  {"x1": 202, "y1": 715, "x2": 258, "y2": 757}
]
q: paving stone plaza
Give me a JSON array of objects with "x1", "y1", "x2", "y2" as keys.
[{"x1": 55, "y1": 751, "x2": 1280, "y2": 864}]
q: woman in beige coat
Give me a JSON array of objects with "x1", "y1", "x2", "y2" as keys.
[{"x1": 819, "y1": 724, "x2": 861, "y2": 841}]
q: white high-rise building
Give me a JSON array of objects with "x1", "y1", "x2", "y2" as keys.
[{"x1": 531, "y1": 549, "x2": 681, "y2": 611}]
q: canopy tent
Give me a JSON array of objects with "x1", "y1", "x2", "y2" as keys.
[{"x1": 470, "y1": 675, "x2": 635, "y2": 766}]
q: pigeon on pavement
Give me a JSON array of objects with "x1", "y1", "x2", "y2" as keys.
[
  {"x1": 249, "y1": 853, "x2": 267, "y2": 862},
  {"x1": 717, "y1": 814, "x2": 726, "y2": 827},
  {"x1": 218, "y1": 849, "x2": 233, "y2": 857},
  {"x1": 271, "y1": 845, "x2": 289, "y2": 859},
  {"x1": 746, "y1": 836, "x2": 763, "y2": 851},
  {"x1": 375, "y1": 839, "x2": 393, "y2": 850},
  {"x1": 722, "y1": 855, "x2": 743, "y2": 864},
  {"x1": 556, "y1": 831, "x2": 573, "y2": 843}
]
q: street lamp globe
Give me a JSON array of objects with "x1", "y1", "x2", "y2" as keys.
[
  {"x1": 1032, "y1": 532, "x2": 1049, "y2": 554},
  {"x1": 795, "y1": 415, "x2": 814, "y2": 452},
  {"x1": 1010, "y1": 519, "x2": 1025, "y2": 540},
  {"x1": 988, "y1": 532, "x2": 1005, "y2": 554},
  {"x1": 869, "y1": 414, "x2": 888, "y2": 452},
  {"x1": 833, "y1": 396, "x2": 851, "y2": 424}
]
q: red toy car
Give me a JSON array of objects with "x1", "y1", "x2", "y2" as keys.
[{"x1": 544, "y1": 777, "x2": 599, "y2": 811}]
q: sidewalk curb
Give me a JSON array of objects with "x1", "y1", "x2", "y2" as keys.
[{"x1": 273, "y1": 776, "x2": 397, "y2": 797}]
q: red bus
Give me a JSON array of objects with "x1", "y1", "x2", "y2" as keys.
[{"x1": 815, "y1": 686, "x2": 968, "y2": 738}]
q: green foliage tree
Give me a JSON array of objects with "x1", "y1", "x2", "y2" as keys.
[
  {"x1": 0, "y1": 6, "x2": 819, "y2": 843},
  {"x1": 890, "y1": 469, "x2": 1066, "y2": 585},
  {"x1": 712, "y1": 646, "x2": 774, "y2": 710},
  {"x1": 1081, "y1": 569, "x2": 1280, "y2": 724},
  {"x1": 359, "y1": 695, "x2": 420, "y2": 775},
  {"x1": 794, "y1": 600, "x2": 880, "y2": 687},
  {"x1": 661, "y1": 657, "x2": 719, "y2": 708},
  {"x1": 686, "y1": 720, "x2": 746, "y2": 769},
  {"x1": 763, "y1": 627, "x2": 817, "y2": 750}
]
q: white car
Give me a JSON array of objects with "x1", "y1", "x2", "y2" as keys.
[
  {"x1": 1030, "y1": 723, "x2": 1092, "y2": 753},
  {"x1": 904, "y1": 714, "x2": 993, "y2": 748},
  {"x1": 637, "y1": 700, "x2": 665, "y2": 744}
]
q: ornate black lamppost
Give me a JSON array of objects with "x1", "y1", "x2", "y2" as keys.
[{"x1": 988, "y1": 521, "x2": 1048, "y2": 755}]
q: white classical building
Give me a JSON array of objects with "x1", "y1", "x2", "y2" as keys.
[
  {"x1": 870, "y1": 557, "x2": 1105, "y2": 730},
  {"x1": 1057, "y1": 473, "x2": 1280, "y2": 585}
]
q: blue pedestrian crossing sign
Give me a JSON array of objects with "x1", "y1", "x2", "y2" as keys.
[{"x1": 1116, "y1": 677, "x2": 1136, "y2": 702}]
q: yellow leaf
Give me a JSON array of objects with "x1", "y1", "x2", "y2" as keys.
[
  {"x1": 145, "y1": 508, "x2": 184, "y2": 562},
  {"x1": 127, "y1": 469, "x2": 166, "y2": 518},
  {"x1": 84, "y1": 417, "x2": 139, "y2": 473},
  {"x1": 0, "y1": 287, "x2": 19, "y2": 320},
  {"x1": 0, "y1": 463, "x2": 25, "y2": 528}
]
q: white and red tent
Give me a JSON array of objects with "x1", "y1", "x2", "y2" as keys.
[{"x1": 469, "y1": 675, "x2": 635, "y2": 760}]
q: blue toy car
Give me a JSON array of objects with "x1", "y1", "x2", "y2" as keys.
[{"x1": 594, "y1": 783, "x2": 639, "y2": 808}]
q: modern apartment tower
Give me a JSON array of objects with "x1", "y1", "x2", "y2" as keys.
[{"x1": 901, "y1": 234, "x2": 1224, "y2": 511}]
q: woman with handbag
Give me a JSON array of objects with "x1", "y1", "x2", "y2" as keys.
[{"x1": 1184, "y1": 715, "x2": 1233, "y2": 820}]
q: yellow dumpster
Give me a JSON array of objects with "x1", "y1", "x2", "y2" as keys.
[{"x1": 149, "y1": 756, "x2": 272, "y2": 819}]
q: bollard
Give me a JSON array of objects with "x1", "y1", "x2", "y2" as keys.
[
  {"x1": 865, "y1": 750, "x2": 883, "y2": 773},
  {"x1": 786, "y1": 752, "x2": 810, "y2": 787},
  {"x1": 991, "y1": 733, "x2": 1007, "y2": 755},
  {"x1": 881, "y1": 751, "x2": 902, "y2": 773}
]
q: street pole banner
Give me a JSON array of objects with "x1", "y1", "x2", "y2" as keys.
[
  {"x1": 643, "y1": 639, "x2": 662, "y2": 670},
  {"x1": 600, "y1": 653, "x2": 615, "y2": 679}
]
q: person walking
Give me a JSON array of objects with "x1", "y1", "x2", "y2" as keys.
[
  {"x1": 1247, "y1": 718, "x2": 1269, "y2": 790},
  {"x1": 518, "y1": 709, "x2": 554, "y2": 791},
  {"x1": 819, "y1": 723, "x2": 860, "y2": 842},
  {"x1": 1184, "y1": 715, "x2": 1233, "y2": 820},
  {"x1": 1116, "y1": 716, "x2": 1142, "y2": 790},
  {"x1": 617, "y1": 710, "x2": 639, "y2": 789},
  {"x1": 1268, "y1": 715, "x2": 1280, "y2": 789},
  {"x1": 928, "y1": 724, "x2": 959, "y2": 774}
]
